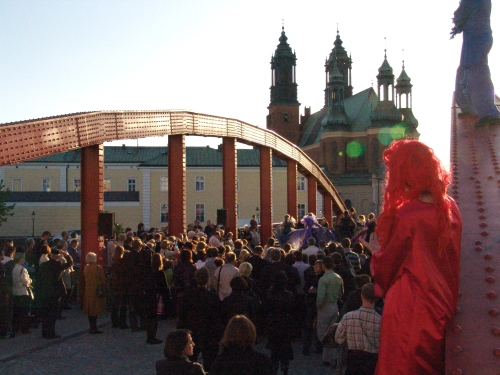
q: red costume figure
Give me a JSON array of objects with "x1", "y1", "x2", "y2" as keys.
[{"x1": 361, "y1": 140, "x2": 462, "y2": 375}]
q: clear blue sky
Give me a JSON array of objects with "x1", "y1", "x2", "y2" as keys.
[{"x1": 1, "y1": 0, "x2": 499, "y2": 166}]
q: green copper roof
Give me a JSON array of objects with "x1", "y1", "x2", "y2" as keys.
[
  {"x1": 299, "y1": 88, "x2": 378, "y2": 147},
  {"x1": 396, "y1": 68, "x2": 411, "y2": 84},
  {"x1": 378, "y1": 57, "x2": 393, "y2": 74},
  {"x1": 25, "y1": 147, "x2": 287, "y2": 168},
  {"x1": 274, "y1": 27, "x2": 295, "y2": 59}
]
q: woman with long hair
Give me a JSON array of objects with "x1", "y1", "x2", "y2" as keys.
[{"x1": 360, "y1": 139, "x2": 462, "y2": 375}]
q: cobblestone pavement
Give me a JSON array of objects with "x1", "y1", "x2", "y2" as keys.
[{"x1": 0, "y1": 308, "x2": 335, "y2": 375}]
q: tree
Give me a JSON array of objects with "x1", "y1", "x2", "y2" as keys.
[{"x1": 0, "y1": 179, "x2": 15, "y2": 226}]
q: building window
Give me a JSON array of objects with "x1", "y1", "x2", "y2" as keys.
[
  {"x1": 73, "y1": 179, "x2": 81, "y2": 192},
  {"x1": 283, "y1": 113, "x2": 289, "y2": 123},
  {"x1": 160, "y1": 203, "x2": 168, "y2": 223},
  {"x1": 128, "y1": 178, "x2": 136, "y2": 192},
  {"x1": 297, "y1": 176, "x2": 306, "y2": 191},
  {"x1": 195, "y1": 176, "x2": 205, "y2": 192},
  {"x1": 195, "y1": 203, "x2": 205, "y2": 222},
  {"x1": 12, "y1": 178, "x2": 22, "y2": 192},
  {"x1": 160, "y1": 176, "x2": 168, "y2": 192},
  {"x1": 298, "y1": 203, "x2": 306, "y2": 219},
  {"x1": 104, "y1": 179, "x2": 111, "y2": 192},
  {"x1": 42, "y1": 178, "x2": 51, "y2": 192}
]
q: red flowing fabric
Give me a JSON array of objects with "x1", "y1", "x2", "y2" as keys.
[{"x1": 371, "y1": 199, "x2": 462, "y2": 375}]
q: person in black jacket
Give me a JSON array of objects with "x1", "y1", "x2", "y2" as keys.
[
  {"x1": 37, "y1": 247, "x2": 73, "y2": 339},
  {"x1": 245, "y1": 246, "x2": 269, "y2": 285},
  {"x1": 210, "y1": 315, "x2": 273, "y2": 375},
  {"x1": 111, "y1": 246, "x2": 129, "y2": 329},
  {"x1": 156, "y1": 329, "x2": 206, "y2": 375},
  {"x1": 263, "y1": 271, "x2": 295, "y2": 375},
  {"x1": 125, "y1": 239, "x2": 161, "y2": 344},
  {"x1": 221, "y1": 276, "x2": 255, "y2": 325},
  {"x1": 179, "y1": 267, "x2": 223, "y2": 372},
  {"x1": 260, "y1": 249, "x2": 300, "y2": 294}
]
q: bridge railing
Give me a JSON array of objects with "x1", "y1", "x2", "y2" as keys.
[{"x1": 1, "y1": 110, "x2": 345, "y2": 212}]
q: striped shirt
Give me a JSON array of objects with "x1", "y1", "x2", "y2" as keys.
[
  {"x1": 335, "y1": 307, "x2": 381, "y2": 353},
  {"x1": 344, "y1": 248, "x2": 361, "y2": 273}
]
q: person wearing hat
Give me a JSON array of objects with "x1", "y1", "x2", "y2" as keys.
[{"x1": 12, "y1": 253, "x2": 33, "y2": 334}]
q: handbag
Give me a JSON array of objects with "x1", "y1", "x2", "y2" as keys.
[{"x1": 96, "y1": 265, "x2": 107, "y2": 299}]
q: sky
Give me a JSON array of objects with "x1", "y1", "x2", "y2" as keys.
[{"x1": 1, "y1": 0, "x2": 499, "y2": 167}]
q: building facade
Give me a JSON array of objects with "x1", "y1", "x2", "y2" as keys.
[{"x1": 0, "y1": 146, "x2": 320, "y2": 236}]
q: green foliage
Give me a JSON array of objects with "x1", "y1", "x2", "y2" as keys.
[
  {"x1": 0, "y1": 179, "x2": 15, "y2": 227},
  {"x1": 114, "y1": 222, "x2": 124, "y2": 236}
]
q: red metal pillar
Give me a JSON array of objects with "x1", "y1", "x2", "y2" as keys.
[
  {"x1": 323, "y1": 194, "x2": 333, "y2": 228},
  {"x1": 223, "y1": 137, "x2": 238, "y2": 238},
  {"x1": 260, "y1": 147, "x2": 273, "y2": 242},
  {"x1": 80, "y1": 144, "x2": 104, "y2": 305},
  {"x1": 287, "y1": 159, "x2": 298, "y2": 220},
  {"x1": 445, "y1": 100, "x2": 500, "y2": 373},
  {"x1": 168, "y1": 135, "x2": 186, "y2": 237},
  {"x1": 307, "y1": 176, "x2": 317, "y2": 215}
]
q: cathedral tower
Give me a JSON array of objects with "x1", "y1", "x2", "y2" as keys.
[{"x1": 267, "y1": 26, "x2": 301, "y2": 144}]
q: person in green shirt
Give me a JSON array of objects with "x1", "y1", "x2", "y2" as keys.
[{"x1": 316, "y1": 256, "x2": 343, "y2": 367}]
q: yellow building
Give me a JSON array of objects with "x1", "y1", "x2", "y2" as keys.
[{"x1": 0, "y1": 145, "x2": 320, "y2": 237}]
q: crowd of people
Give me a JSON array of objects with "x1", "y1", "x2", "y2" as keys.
[
  {"x1": 0, "y1": 214, "x2": 379, "y2": 374},
  {"x1": 1, "y1": 140, "x2": 462, "y2": 375}
]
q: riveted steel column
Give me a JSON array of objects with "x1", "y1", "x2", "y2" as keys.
[
  {"x1": 287, "y1": 159, "x2": 298, "y2": 220},
  {"x1": 323, "y1": 194, "x2": 333, "y2": 228},
  {"x1": 168, "y1": 135, "x2": 186, "y2": 237},
  {"x1": 445, "y1": 98, "x2": 500, "y2": 374},
  {"x1": 307, "y1": 176, "x2": 317, "y2": 215},
  {"x1": 223, "y1": 137, "x2": 238, "y2": 238},
  {"x1": 260, "y1": 147, "x2": 273, "y2": 242},
  {"x1": 80, "y1": 144, "x2": 104, "y2": 306}
]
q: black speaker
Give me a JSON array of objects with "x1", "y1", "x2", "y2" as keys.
[
  {"x1": 98, "y1": 211, "x2": 115, "y2": 238},
  {"x1": 216, "y1": 209, "x2": 227, "y2": 226}
]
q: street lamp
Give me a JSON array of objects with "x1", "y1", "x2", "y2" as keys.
[{"x1": 31, "y1": 211, "x2": 36, "y2": 237}]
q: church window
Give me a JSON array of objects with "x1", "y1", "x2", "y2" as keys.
[{"x1": 283, "y1": 113, "x2": 289, "y2": 123}]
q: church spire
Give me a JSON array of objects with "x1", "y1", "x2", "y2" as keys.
[
  {"x1": 322, "y1": 56, "x2": 351, "y2": 131},
  {"x1": 324, "y1": 28, "x2": 352, "y2": 106},
  {"x1": 269, "y1": 26, "x2": 298, "y2": 105},
  {"x1": 370, "y1": 49, "x2": 402, "y2": 127},
  {"x1": 396, "y1": 59, "x2": 419, "y2": 131}
]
